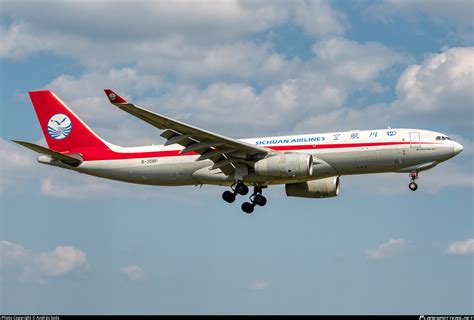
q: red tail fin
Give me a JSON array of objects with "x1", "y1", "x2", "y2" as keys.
[{"x1": 29, "y1": 90, "x2": 109, "y2": 153}]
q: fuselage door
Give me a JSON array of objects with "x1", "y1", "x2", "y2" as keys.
[{"x1": 410, "y1": 132, "x2": 421, "y2": 148}]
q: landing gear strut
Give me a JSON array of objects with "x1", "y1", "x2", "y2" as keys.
[
  {"x1": 408, "y1": 171, "x2": 419, "y2": 191},
  {"x1": 250, "y1": 186, "x2": 267, "y2": 207}
]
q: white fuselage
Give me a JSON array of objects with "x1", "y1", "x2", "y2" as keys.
[{"x1": 40, "y1": 128, "x2": 461, "y2": 186}]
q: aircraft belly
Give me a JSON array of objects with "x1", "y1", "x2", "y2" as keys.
[
  {"x1": 77, "y1": 159, "x2": 210, "y2": 186},
  {"x1": 376, "y1": 147, "x2": 405, "y2": 169}
]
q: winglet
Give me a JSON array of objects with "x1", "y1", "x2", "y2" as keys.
[{"x1": 104, "y1": 89, "x2": 127, "y2": 104}]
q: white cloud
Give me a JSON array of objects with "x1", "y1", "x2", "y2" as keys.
[
  {"x1": 0, "y1": 1, "x2": 334, "y2": 66},
  {"x1": 152, "y1": 76, "x2": 346, "y2": 137},
  {"x1": 38, "y1": 172, "x2": 205, "y2": 203},
  {"x1": 0, "y1": 240, "x2": 88, "y2": 281},
  {"x1": 33, "y1": 246, "x2": 88, "y2": 277},
  {"x1": 40, "y1": 177, "x2": 124, "y2": 200},
  {"x1": 0, "y1": 1, "x2": 346, "y2": 77},
  {"x1": 1, "y1": 1, "x2": 404, "y2": 140},
  {"x1": 365, "y1": 238, "x2": 409, "y2": 261},
  {"x1": 444, "y1": 238, "x2": 474, "y2": 256},
  {"x1": 0, "y1": 22, "x2": 49, "y2": 60},
  {"x1": 0, "y1": 240, "x2": 29, "y2": 267},
  {"x1": 121, "y1": 265, "x2": 145, "y2": 281},
  {"x1": 311, "y1": 38, "x2": 403, "y2": 83},
  {"x1": 295, "y1": 47, "x2": 473, "y2": 138},
  {"x1": 394, "y1": 47, "x2": 474, "y2": 128},
  {"x1": 0, "y1": 138, "x2": 37, "y2": 170},
  {"x1": 0, "y1": 0, "x2": 288, "y2": 44},
  {"x1": 37, "y1": 36, "x2": 404, "y2": 140},
  {"x1": 0, "y1": 1, "x2": 346, "y2": 52},
  {"x1": 250, "y1": 280, "x2": 269, "y2": 290},
  {"x1": 42, "y1": 42, "x2": 300, "y2": 95},
  {"x1": 421, "y1": 161, "x2": 474, "y2": 193},
  {"x1": 368, "y1": 0, "x2": 473, "y2": 39},
  {"x1": 293, "y1": 0, "x2": 347, "y2": 38},
  {"x1": 40, "y1": 70, "x2": 345, "y2": 139},
  {"x1": 0, "y1": 138, "x2": 38, "y2": 195}
]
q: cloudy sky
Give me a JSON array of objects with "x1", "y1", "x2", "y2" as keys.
[{"x1": 0, "y1": 0, "x2": 473, "y2": 314}]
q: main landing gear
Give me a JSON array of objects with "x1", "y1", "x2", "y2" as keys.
[
  {"x1": 241, "y1": 186, "x2": 267, "y2": 214},
  {"x1": 222, "y1": 182, "x2": 267, "y2": 214},
  {"x1": 408, "y1": 171, "x2": 419, "y2": 191},
  {"x1": 222, "y1": 181, "x2": 248, "y2": 203}
]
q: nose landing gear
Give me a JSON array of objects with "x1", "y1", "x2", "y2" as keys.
[{"x1": 408, "y1": 171, "x2": 419, "y2": 191}]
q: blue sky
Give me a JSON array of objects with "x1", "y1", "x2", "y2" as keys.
[{"x1": 0, "y1": 0, "x2": 473, "y2": 315}]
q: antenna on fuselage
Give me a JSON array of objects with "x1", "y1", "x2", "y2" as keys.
[{"x1": 388, "y1": 126, "x2": 392, "y2": 129}]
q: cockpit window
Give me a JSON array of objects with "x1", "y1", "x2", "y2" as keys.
[
  {"x1": 436, "y1": 136, "x2": 441, "y2": 140},
  {"x1": 446, "y1": 136, "x2": 452, "y2": 140}
]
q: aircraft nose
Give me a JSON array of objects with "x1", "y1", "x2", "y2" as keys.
[{"x1": 453, "y1": 141, "x2": 463, "y2": 156}]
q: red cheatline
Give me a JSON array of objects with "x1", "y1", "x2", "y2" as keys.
[{"x1": 76, "y1": 141, "x2": 434, "y2": 161}]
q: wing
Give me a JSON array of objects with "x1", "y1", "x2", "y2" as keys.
[{"x1": 104, "y1": 89, "x2": 269, "y2": 175}]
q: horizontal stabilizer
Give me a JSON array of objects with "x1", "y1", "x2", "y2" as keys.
[{"x1": 12, "y1": 140, "x2": 83, "y2": 166}]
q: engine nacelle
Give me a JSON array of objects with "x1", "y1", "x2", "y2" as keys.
[
  {"x1": 254, "y1": 153, "x2": 313, "y2": 178},
  {"x1": 285, "y1": 176, "x2": 340, "y2": 198}
]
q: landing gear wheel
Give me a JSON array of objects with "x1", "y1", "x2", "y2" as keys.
[
  {"x1": 409, "y1": 182, "x2": 418, "y2": 191},
  {"x1": 253, "y1": 194, "x2": 267, "y2": 207},
  {"x1": 241, "y1": 202, "x2": 254, "y2": 214},
  {"x1": 235, "y1": 182, "x2": 249, "y2": 195},
  {"x1": 222, "y1": 191, "x2": 236, "y2": 203}
]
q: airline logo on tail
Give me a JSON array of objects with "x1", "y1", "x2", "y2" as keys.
[{"x1": 47, "y1": 113, "x2": 72, "y2": 140}]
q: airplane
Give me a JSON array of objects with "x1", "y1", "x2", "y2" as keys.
[{"x1": 13, "y1": 89, "x2": 463, "y2": 214}]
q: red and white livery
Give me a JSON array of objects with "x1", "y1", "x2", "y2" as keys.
[{"x1": 14, "y1": 89, "x2": 463, "y2": 214}]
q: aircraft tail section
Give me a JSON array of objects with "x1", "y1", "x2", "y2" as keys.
[{"x1": 28, "y1": 90, "x2": 110, "y2": 154}]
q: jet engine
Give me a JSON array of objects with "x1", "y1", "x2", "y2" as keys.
[
  {"x1": 285, "y1": 176, "x2": 340, "y2": 198},
  {"x1": 254, "y1": 153, "x2": 313, "y2": 178}
]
